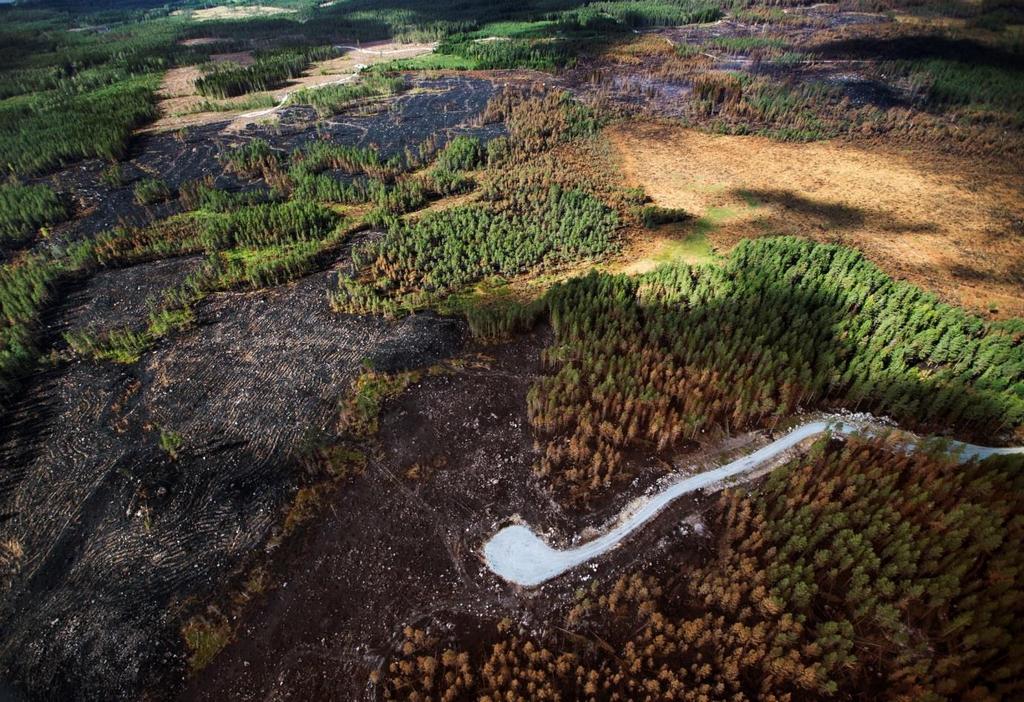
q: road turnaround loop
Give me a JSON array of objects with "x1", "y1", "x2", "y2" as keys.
[{"x1": 483, "y1": 417, "x2": 1024, "y2": 587}]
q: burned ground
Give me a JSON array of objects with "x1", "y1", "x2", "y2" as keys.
[
  {"x1": 0, "y1": 73, "x2": 503, "y2": 701},
  {"x1": 1, "y1": 5, "x2": 1021, "y2": 700},
  {"x1": 22, "y1": 76, "x2": 499, "y2": 258},
  {"x1": 237, "y1": 76, "x2": 502, "y2": 156},
  {"x1": 177, "y1": 328, "x2": 728, "y2": 701},
  {"x1": 0, "y1": 264, "x2": 463, "y2": 700}
]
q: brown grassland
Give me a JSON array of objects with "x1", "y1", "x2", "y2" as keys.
[{"x1": 609, "y1": 121, "x2": 1024, "y2": 317}]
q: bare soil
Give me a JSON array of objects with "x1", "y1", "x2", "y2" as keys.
[
  {"x1": 174, "y1": 5, "x2": 296, "y2": 22},
  {"x1": 146, "y1": 42, "x2": 435, "y2": 133},
  {"x1": 177, "y1": 329, "x2": 726, "y2": 701},
  {"x1": 0, "y1": 266, "x2": 464, "y2": 701}
]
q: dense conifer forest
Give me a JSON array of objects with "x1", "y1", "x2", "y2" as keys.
[{"x1": 523, "y1": 238, "x2": 1024, "y2": 501}]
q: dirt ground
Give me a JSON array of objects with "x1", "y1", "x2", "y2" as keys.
[
  {"x1": 174, "y1": 5, "x2": 296, "y2": 21},
  {"x1": 608, "y1": 121, "x2": 1024, "y2": 317},
  {"x1": 176, "y1": 327, "x2": 741, "y2": 701},
  {"x1": 0, "y1": 263, "x2": 464, "y2": 700},
  {"x1": 146, "y1": 42, "x2": 435, "y2": 133}
]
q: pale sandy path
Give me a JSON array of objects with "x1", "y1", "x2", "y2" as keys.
[{"x1": 484, "y1": 415, "x2": 1023, "y2": 587}]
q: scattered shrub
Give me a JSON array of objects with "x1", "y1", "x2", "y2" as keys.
[{"x1": 133, "y1": 177, "x2": 173, "y2": 205}]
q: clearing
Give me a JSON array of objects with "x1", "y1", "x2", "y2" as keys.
[
  {"x1": 609, "y1": 122, "x2": 1024, "y2": 317},
  {"x1": 174, "y1": 5, "x2": 296, "y2": 21},
  {"x1": 145, "y1": 42, "x2": 435, "y2": 133}
]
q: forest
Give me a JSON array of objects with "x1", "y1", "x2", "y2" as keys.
[
  {"x1": 383, "y1": 438, "x2": 1024, "y2": 701},
  {"x1": 194, "y1": 46, "x2": 337, "y2": 99},
  {"x1": 0, "y1": 74, "x2": 160, "y2": 175},
  {"x1": 1, "y1": 1, "x2": 1022, "y2": 700},
  {"x1": 519, "y1": 237, "x2": 1024, "y2": 502}
]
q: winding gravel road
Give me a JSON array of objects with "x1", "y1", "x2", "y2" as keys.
[{"x1": 483, "y1": 417, "x2": 1024, "y2": 587}]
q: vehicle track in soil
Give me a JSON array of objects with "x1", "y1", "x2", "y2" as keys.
[{"x1": 484, "y1": 416, "x2": 1024, "y2": 587}]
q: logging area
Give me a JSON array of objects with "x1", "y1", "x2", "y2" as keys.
[{"x1": 0, "y1": 0, "x2": 1022, "y2": 701}]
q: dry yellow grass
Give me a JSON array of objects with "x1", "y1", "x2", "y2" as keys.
[
  {"x1": 144, "y1": 42, "x2": 434, "y2": 133},
  {"x1": 175, "y1": 5, "x2": 295, "y2": 21},
  {"x1": 608, "y1": 122, "x2": 1024, "y2": 317}
]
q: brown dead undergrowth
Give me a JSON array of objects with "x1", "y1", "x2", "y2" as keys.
[{"x1": 608, "y1": 121, "x2": 1024, "y2": 318}]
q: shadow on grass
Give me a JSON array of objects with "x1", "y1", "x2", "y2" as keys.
[
  {"x1": 733, "y1": 188, "x2": 939, "y2": 234},
  {"x1": 811, "y1": 34, "x2": 1022, "y2": 69}
]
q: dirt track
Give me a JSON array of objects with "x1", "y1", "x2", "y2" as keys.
[{"x1": 177, "y1": 329, "x2": 725, "y2": 701}]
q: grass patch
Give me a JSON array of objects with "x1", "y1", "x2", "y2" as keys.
[
  {"x1": 338, "y1": 366, "x2": 422, "y2": 437},
  {"x1": 651, "y1": 228, "x2": 714, "y2": 266},
  {"x1": 692, "y1": 205, "x2": 740, "y2": 236},
  {"x1": 181, "y1": 610, "x2": 232, "y2": 673},
  {"x1": 370, "y1": 53, "x2": 479, "y2": 72}
]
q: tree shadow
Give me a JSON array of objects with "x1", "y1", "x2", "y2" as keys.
[
  {"x1": 733, "y1": 188, "x2": 939, "y2": 234},
  {"x1": 736, "y1": 188, "x2": 864, "y2": 228},
  {"x1": 539, "y1": 239, "x2": 1018, "y2": 473},
  {"x1": 811, "y1": 34, "x2": 1022, "y2": 70}
]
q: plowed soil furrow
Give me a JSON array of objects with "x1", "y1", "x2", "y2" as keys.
[{"x1": 0, "y1": 264, "x2": 463, "y2": 700}]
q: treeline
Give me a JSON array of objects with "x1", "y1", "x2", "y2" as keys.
[
  {"x1": 693, "y1": 71, "x2": 842, "y2": 142},
  {"x1": 436, "y1": 36, "x2": 577, "y2": 72},
  {"x1": 222, "y1": 136, "x2": 433, "y2": 191},
  {"x1": 0, "y1": 12, "x2": 193, "y2": 101},
  {"x1": 133, "y1": 177, "x2": 174, "y2": 206},
  {"x1": 383, "y1": 439, "x2": 1024, "y2": 701},
  {"x1": 0, "y1": 244, "x2": 93, "y2": 412},
  {"x1": 287, "y1": 74, "x2": 405, "y2": 117},
  {"x1": 0, "y1": 74, "x2": 160, "y2": 175},
  {"x1": 333, "y1": 183, "x2": 618, "y2": 314},
  {"x1": 288, "y1": 139, "x2": 409, "y2": 182},
  {"x1": 0, "y1": 182, "x2": 70, "y2": 246},
  {"x1": 513, "y1": 236, "x2": 1024, "y2": 502},
  {"x1": 568, "y1": 0, "x2": 723, "y2": 29},
  {"x1": 75, "y1": 201, "x2": 350, "y2": 364},
  {"x1": 93, "y1": 199, "x2": 341, "y2": 265},
  {"x1": 194, "y1": 46, "x2": 337, "y2": 99},
  {"x1": 432, "y1": 136, "x2": 484, "y2": 173},
  {"x1": 222, "y1": 135, "x2": 454, "y2": 211},
  {"x1": 425, "y1": 136, "x2": 482, "y2": 197},
  {"x1": 481, "y1": 87, "x2": 605, "y2": 159},
  {"x1": 180, "y1": 176, "x2": 274, "y2": 213},
  {"x1": 198, "y1": 200, "x2": 339, "y2": 250},
  {"x1": 0, "y1": 8, "x2": 241, "y2": 177},
  {"x1": 221, "y1": 139, "x2": 285, "y2": 180}
]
